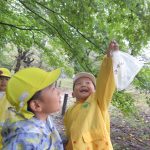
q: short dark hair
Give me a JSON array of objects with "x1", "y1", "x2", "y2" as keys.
[{"x1": 27, "y1": 90, "x2": 42, "y2": 112}]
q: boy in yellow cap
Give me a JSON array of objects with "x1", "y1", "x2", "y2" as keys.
[
  {"x1": 0, "y1": 68, "x2": 11, "y2": 149},
  {"x1": 64, "y1": 41, "x2": 143, "y2": 150},
  {"x1": 1, "y1": 67, "x2": 64, "y2": 149}
]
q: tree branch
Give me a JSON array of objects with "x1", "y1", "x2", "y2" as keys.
[
  {"x1": 34, "y1": 0, "x2": 100, "y2": 49},
  {"x1": 18, "y1": 0, "x2": 93, "y2": 72},
  {"x1": 0, "y1": 21, "x2": 42, "y2": 31}
]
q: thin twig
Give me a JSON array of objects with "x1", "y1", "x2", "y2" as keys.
[{"x1": 0, "y1": 21, "x2": 42, "y2": 31}]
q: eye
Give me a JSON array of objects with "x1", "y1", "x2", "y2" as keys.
[
  {"x1": 52, "y1": 86, "x2": 56, "y2": 90},
  {"x1": 0, "y1": 77, "x2": 9, "y2": 81},
  {"x1": 47, "y1": 84, "x2": 55, "y2": 90},
  {"x1": 6, "y1": 78, "x2": 9, "y2": 81},
  {"x1": 76, "y1": 82, "x2": 81, "y2": 85},
  {"x1": 86, "y1": 81, "x2": 90, "y2": 84}
]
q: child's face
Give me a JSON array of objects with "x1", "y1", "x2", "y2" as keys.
[
  {"x1": 73, "y1": 77, "x2": 95, "y2": 101},
  {"x1": 38, "y1": 84, "x2": 61, "y2": 114},
  {"x1": 0, "y1": 76, "x2": 9, "y2": 91}
]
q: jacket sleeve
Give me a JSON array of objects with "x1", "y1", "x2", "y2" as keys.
[{"x1": 95, "y1": 55, "x2": 116, "y2": 111}]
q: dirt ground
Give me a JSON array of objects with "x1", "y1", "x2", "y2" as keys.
[{"x1": 110, "y1": 106, "x2": 150, "y2": 150}]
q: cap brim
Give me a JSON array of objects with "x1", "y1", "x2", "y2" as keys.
[
  {"x1": 39, "y1": 68, "x2": 61, "y2": 91},
  {"x1": 0, "y1": 68, "x2": 11, "y2": 78},
  {"x1": 0, "y1": 74, "x2": 11, "y2": 78}
]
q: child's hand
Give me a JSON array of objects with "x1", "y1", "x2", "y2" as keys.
[{"x1": 107, "y1": 40, "x2": 119, "y2": 57}]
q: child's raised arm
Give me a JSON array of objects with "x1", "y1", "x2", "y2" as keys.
[
  {"x1": 95, "y1": 40, "x2": 143, "y2": 111},
  {"x1": 95, "y1": 41, "x2": 118, "y2": 111}
]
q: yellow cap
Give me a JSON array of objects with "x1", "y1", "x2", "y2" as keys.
[
  {"x1": 0, "y1": 68, "x2": 11, "y2": 78},
  {"x1": 6, "y1": 67, "x2": 61, "y2": 119}
]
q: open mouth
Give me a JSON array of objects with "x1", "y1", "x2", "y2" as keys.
[{"x1": 80, "y1": 89, "x2": 89, "y2": 93}]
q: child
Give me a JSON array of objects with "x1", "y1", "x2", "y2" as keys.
[
  {"x1": 0, "y1": 68, "x2": 11, "y2": 149},
  {"x1": 64, "y1": 41, "x2": 143, "y2": 150},
  {"x1": 2, "y1": 67, "x2": 64, "y2": 150}
]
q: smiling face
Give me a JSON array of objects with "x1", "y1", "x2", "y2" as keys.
[{"x1": 73, "y1": 77, "x2": 95, "y2": 101}]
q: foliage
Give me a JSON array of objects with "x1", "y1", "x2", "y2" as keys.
[
  {"x1": 134, "y1": 68, "x2": 150, "y2": 92},
  {"x1": 112, "y1": 91, "x2": 137, "y2": 116},
  {"x1": 0, "y1": 0, "x2": 150, "y2": 113},
  {"x1": 0, "y1": 0, "x2": 150, "y2": 71}
]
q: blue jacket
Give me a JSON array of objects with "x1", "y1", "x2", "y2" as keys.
[{"x1": 2, "y1": 116, "x2": 63, "y2": 150}]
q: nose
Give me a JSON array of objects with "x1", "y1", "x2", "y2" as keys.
[{"x1": 81, "y1": 82, "x2": 87, "y2": 87}]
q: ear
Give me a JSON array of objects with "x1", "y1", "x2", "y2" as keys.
[{"x1": 29, "y1": 100, "x2": 42, "y2": 112}]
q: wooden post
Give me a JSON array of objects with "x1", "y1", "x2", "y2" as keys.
[{"x1": 61, "y1": 93, "x2": 68, "y2": 116}]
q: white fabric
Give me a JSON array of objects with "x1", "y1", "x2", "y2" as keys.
[
  {"x1": 0, "y1": 92, "x2": 5, "y2": 99},
  {"x1": 112, "y1": 51, "x2": 144, "y2": 91}
]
